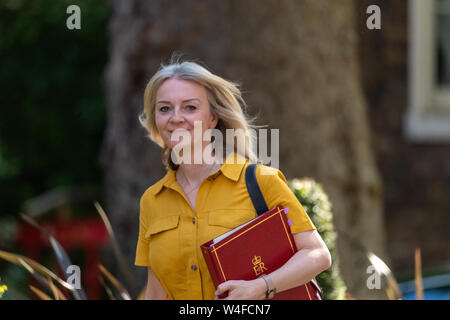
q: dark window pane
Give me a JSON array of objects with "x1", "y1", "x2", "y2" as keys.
[{"x1": 437, "y1": 0, "x2": 450, "y2": 87}]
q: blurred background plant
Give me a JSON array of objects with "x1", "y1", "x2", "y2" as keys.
[
  {"x1": 0, "y1": 0, "x2": 110, "y2": 299},
  {"x1": 288, "y1": 178, "x2": 450, "y2": 300},
  {"x1": 289, "y1": 178, "x2": 407, "y2": 300},
  {"x1": 288, "y1": 178, "x2": 347, "y2": 300},
  {"x1": 0, "y1": 201, "x2": 142, "y2": 300},
  {"x1": 0, "y1": 277, "x2": 7, "y2": 298},
  {"x1": 0, "y1": 0, "x2": 109, "y2": 219}
]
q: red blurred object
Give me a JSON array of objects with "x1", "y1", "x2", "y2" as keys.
[{"x1": 15, "y1": 217, "x2": 108, "y2": 299}]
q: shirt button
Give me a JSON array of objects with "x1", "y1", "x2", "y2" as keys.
[
  {"x1": 191, "y1": 264, "x2": 197, "y2": 271},
  {"x1": 192, "y1": 217, "x2": 196, "y2": 224}
]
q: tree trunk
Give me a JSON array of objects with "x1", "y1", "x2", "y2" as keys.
[{"x1": 102, "y1": 0, "x2": 388, "y2": 299}]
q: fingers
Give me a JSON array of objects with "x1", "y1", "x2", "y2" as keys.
[
  {"x1": 215, "y1": 281, "x2": 234, "y2": 296},
  {"x1": 215, "y1": 280, "x2": 240, "y2": 299}
]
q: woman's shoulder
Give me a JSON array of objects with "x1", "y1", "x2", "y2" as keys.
[
  {"x1": 243, "y1": 162, "x2": 277, "y2": 174},
  {"x1": 254, "y1": 164, "x2": 280, "y2": 175},
  {"x1": 252, "y1": 163, "x2": 287, "y2": 184}
]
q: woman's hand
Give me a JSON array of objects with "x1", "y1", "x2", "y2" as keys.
[{"x1": 215, "y1": 278, "x2": 267, "y2": 300}]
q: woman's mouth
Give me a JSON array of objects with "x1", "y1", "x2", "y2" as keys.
[{"x1": 169, "y1": 128, "x2": 190, "y2": 134}]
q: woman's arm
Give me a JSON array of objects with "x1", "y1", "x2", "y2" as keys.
[
  {"x1": 215, "y1": 229, "x2": 331, "y2": 300},
  {"x1": 267, "y1": 229, "x2": 331, "y2": 294},
  {"x1": 145, "y1": 267, "x2": 169, "y2": 300}
]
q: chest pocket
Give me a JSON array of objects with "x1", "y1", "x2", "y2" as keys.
[
  {"x1": 145, "y1": 214, "x2": 180, "y2": 238},
  {"x1": 145, "y1": 214, "x2": 180, "y2": 270},
  {"x1": 208, "y1": 209, "x2": 256, "y2": 229},
  {"x1": 144, "y1": 214, "x2": 180, "y2": 296}
]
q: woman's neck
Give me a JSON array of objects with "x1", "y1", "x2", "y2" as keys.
[
  {"x1": 175, "y1": 147, "x2": 223, "y2": 184},
  {"x1": 177, "y1": 161, "x2": 221, "y2": 186}
]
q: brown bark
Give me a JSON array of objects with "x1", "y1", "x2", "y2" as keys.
[{"x1": 102, "y1": 0, "x2": 388, "y2": 299}]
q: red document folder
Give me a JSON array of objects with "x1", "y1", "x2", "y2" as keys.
[{"x1": 200, "y1": 205, "x2": 322, "y2": 300}]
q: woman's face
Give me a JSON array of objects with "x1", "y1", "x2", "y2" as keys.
[{"x1": 155, "y1": 78, "x2": 218, "y2": 154}]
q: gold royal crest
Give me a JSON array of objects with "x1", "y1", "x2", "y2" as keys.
[{"x1": 252, "y1": 255, "x2": 268, "y2": 276}]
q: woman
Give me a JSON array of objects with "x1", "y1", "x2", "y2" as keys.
[{"x1": 135, "y1": 58, "x2": 332, "y2": 300}]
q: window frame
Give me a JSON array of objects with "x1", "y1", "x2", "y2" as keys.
[{"x1": 404, "y1": 0, "x2": 450, "y2": 142}]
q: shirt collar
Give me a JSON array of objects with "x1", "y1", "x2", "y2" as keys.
[{"x1": 152, "y1": 152, "x2": 248, "y2": 196}]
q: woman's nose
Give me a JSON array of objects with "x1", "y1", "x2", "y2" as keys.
[{"x1": 169, "y1": 106, "x2": 184, "y2": 123}]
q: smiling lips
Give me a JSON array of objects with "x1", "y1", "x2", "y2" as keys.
[{"x1": 169, "y1": 128, "x2": 191, "y2": 134}]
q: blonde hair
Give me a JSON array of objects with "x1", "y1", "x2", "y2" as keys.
[{"x1": 139, "y1": 56, "x2": 260, "y2": 170}]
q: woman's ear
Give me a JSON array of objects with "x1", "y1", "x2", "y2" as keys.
[{"x1": 209, "y1": 112, "x2": 219, "y2": 129}]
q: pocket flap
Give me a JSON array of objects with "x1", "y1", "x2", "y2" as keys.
[
  {"x1": 145, "y1": 215, "x2": 180, "y2": 237},
  {"x1": 208, "y1": 210, "x2": 255, "y2": 229}
]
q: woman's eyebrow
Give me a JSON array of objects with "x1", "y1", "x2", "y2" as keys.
[{"x1": 156, "y1": 98, "x2": 200, "y2": 104}]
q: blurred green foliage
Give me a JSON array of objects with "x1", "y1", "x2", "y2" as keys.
[
  {"x1": 0, "y1": 0, "x2": 110, "y2": 215},
  {"x1": 0, "y1": 277, "x2": 7, "y2": 298},
  {"x1": 288, "y1": 178, "x2": 347, "y2": 300}
]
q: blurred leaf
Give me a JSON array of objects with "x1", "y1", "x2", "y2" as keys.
[
  {"x1": 98, "y1": 275, "x2": 115, "y2": 300},
  {"x1": 16, "y1": 257, "x2": 54, "y2": 294},
  {"x1": 0, "y1": 249, "x2": 74, "y2": 291},
  {"x1": 29, "y1": 285, "x2": 52, "y2": 300},
  {"x1": 98, "y1": 264, "x2": 131, "y2": 300},
  {"x1": 19, "y1": 213, "x2": 87, "y2": 299},
  {"x1": 367, "y1": 252, "x2": 403, "y2": 300},
  {"x1": 94, "y1": 201, "x2": 137, "y2": 298},
  {"x1": 48, "y1": 277, "x2": 67, "y2": 300},
  {"x1": 414, "y1": 248, "x2": 424, "y2": 300}
]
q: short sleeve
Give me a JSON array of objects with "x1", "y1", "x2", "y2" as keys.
[
  {"x1": 135, "y1": 193, "x2": 151, "y2": 266},
  {"x1": 256, "y1": 166, "x2": 316, "y2": 234}
]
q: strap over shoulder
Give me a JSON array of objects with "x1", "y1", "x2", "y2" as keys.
[{"x1": 245, "y1": 163, "x2": 269, "y2": 216}]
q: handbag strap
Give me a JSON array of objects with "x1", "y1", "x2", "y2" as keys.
[{"x1": 245, "y1": 163, "x2": 269, "y2": 215}]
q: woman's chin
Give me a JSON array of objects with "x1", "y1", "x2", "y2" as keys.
[{"x1": 169, "y1": 141, "x2": 193, "y2": 153}]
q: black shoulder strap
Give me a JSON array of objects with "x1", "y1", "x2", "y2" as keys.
[{"x1": 245, "y1": 163, "x2": 269, "y2": 215}]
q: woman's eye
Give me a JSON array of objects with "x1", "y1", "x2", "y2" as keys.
[
  {"x1": 186, "y1": 105, "x2": 197, "y2": 111},
  {"x1": 159, "y1": 106, "x2": 169, "y2": 112}
]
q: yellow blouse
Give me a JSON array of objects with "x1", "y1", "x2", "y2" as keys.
[{"x1": 135, "y1": 152, "x2": 316, "y2": 300}]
